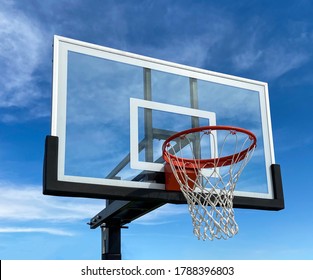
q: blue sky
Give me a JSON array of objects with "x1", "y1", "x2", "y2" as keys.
[{"x1": 0, "y1": 0, "x2": 313, "y2": 260}]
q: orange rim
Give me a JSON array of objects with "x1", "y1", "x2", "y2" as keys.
[{"x1": 162, "y1": 125, "x2": 257, "y2": 169}]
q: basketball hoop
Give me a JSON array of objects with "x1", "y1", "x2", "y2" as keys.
[{"x1": 162, "y1": 126, "x2": 257, "y2": 240}]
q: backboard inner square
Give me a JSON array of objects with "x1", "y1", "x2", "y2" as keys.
[{"x1": 130, "y1": 98, "x2": 217, "y2": 172}]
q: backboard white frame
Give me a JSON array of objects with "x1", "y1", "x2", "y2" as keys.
[{"x1": 51, "y1": 35, "x2": 276, "y2": 199}]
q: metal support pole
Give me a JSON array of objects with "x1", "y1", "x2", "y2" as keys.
[
  {"x1": 101, "y1": 199, "x2": 122, "y2": 260},
  {"x1": 101, "y1": 223, "x2": 122, "y2": 260},
  {"x1": 190, "y1": 78, "x2": 201, "y2": 158},
  {"x1": 144, "y1": 68, "x2": 153, "y2": 163}
]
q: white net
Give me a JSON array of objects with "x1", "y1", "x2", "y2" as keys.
[{"x1": 163, "y1": 126, "x2": 256, "y2": 240}]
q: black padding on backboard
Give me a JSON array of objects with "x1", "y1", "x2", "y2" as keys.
[
  {"x1": 43, "y1": 135, "x2": 284, "y2": 210},
  {"x1": 43, "y1": 135, "x2": 186, "y2": 203}
]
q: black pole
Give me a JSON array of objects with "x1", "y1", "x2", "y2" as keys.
[
  {"x1": 101, "y1": 223, "x2": 122, "y2": 260},
  {"x1": 101, "y1": 199, "x2": 122, "y2": 260}
]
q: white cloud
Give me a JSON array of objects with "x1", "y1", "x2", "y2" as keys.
[
  {"x1": 0, "y1": 227, "x2": 75, "y2": 236},
  {"x1": 0, "y1": 3, "x2": 48, "y2": 110},
  {"x1": 143, "y1": 26, "x2": 231, "y2": 69},
  {"x1": 232, "y1": 50, "x2": 263, "y2": 71},
  {"x1": 0, "y1": 183, "x2": 104, "y2": 222},
  {"x1": 262, "y1": 48, "x2": 309, "y2": 79},
  {"x1": 231, "y1": 20, "x2": 312, "y2": 80}
]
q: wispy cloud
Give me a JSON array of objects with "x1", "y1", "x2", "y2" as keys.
[
  {"x1": 231, "y1": 19, "x2": 312, "y2": 80},
  {"x1": 0, "y1": 227, "x2": 75, "y2": 236},
  {"x1": 137, "y1": 15, "x2": 232, "y2": 68},
  {"x1": 259, "y1": 47, "x2": 309, "y2": 80},
  {"x1": 0, "y1": 2, "x2": 50, "y2": 122},
  {"x1": 0, "y1": 6, "x2": 43, "y2": 103},
  {"x1": 0, "y1": 182, "x2": 104, "y2": 222}
]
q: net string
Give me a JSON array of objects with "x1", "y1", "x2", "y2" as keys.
[{"x1": 164, "y1": 129, "x2": 256, "y2": 240}]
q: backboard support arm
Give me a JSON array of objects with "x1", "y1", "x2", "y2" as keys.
[{"x1": 89, "y1": 199, "x2": 165, "y2": 260}]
